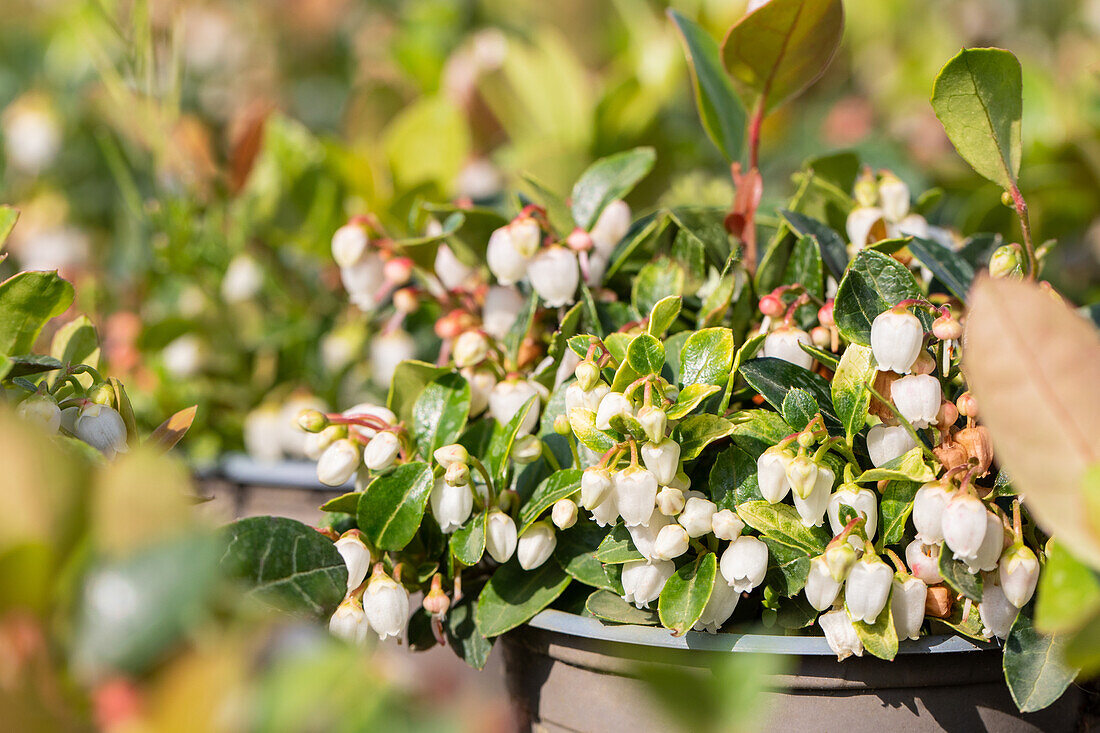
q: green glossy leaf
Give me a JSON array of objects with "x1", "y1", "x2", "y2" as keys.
[
  {"x1": 450, "y1": 512, "x2": 487, "y2": 566},
  {"x1": 857, "y1": 447, "x2": 937, "y2": 484},
  {"x1": 0, "y1": 205, "x2": 18, "y2": 251},
  {"x1": 387, "y1": 361, "x2": 449, "y2": 426},
  {"x1": 1003, "y1": 608, "x2": 1078, "y2": 713},
  {"x1": 780, "y1": 235, "x2": 825, "y2": 328},
  {"x1": 519, "y1": 469, "x2": 583, "y2": 532},
  {"x1": 595, "y1": 523, "x2": 645, "y2": 564},
  {"x1": 832, "y1": 344, "x2": 874, "y2": 440},
  {"x1": 669, "y1": 10, "x2": 746, "y2": 162},
  {"x1": 504, "y1": 291, "x2": 539, "y2": 362},
  {"x1": 475, "y1": 559, "x2": 571, "y2": 637},
  {"x1": 834, "y1": 249, "x2": 929, "y2": 346},
  {"x1": 721, "y1": 0, "x2": 845, "y2": 113},
  {"x1": 632, "y1": 258, "x2": 686, "y2": 316},
  {"x1": 761, "y1": 537, "x2": 811, "y2": 596},
  {"x1": 357, "y1": 462, "x2": 434, "y2": 551},
  {"x1": 879, "y1": 480, "x2": 920, "y2": 546},
  {"x1": 554, "y1": 520, "x2": 621, "y2": 593},
  {"x1": 938, "y1": 544, "x2": 983, "y2": 602},
  {"x1": 0, "y1": 271, "x2": 75, "y2": 356},
  {"x1": 571, "y1": 147, "x2": 656, "y2": 230},
  {"x1": 609, "y1": 412, "x2": 647, "y2": 443},
  {"x1": 1036, "y1": 541, "x2": 1100, "y2": 635},
  {"x1": 854, "y1": 596, "x2": 899, "y2": 661},
  {"x1": 668, "y1": 207, "x2": 732, "y2": 273},
  {"x1": 737, "y1": 500, "x2": 829, "y2": 555},
  {"x1": 666, "y1": 383, "x2": 721, "y2": 420},
  {"x1": 50, "y1": 315, "x2": 99, "y2": 387},
  {"x1": 568, "y1": 408, "x2": 617, "y2": 453},
  {"x1": 520, "y1": 173, "x2": 575, "y2": 236},
  {"x1": 935, "y1": 594, "x2": 986, "y2": 641},
  {"x1": 780, "y1": 387, "x2": 818, "y2": 431},
  {"x1": 445, "y1": 579, "x2": 494, "y2": 670},
  {"x1": 781, "y1": 209, "x2": 848, "y2": 281},
  {"x1": 931, "y1": 48, "x2": 1022, "y2": 189},
  {"x1": 674, "y1": 414, "x2": 734, "y2": 460},
  {"x1": 908, "y1": 236, "x2": 976, "y2": 302},
  {"x1": 709, "y1": 445, "x2": 763, "y2": 509},
  {"x1": 486, "y1": 396, "x2": 538, "y2": 481},
  {"x1": 220, "y1": 517, "x2": 345, "y2": 616},
  {"x1": 586, "y1": 589, "x2": 660, "y2": 626},
  {"x1": 648, "y1": 295, "x2": 682, "y2": 338},
  {"x1": 729, "y1": 409, "x2": 793, "y2": 458},
  {"x1": 659, "y1": 553, "x2": 717, "y2": 635},
  {"x1": 318, "y1": 492, "x2": 360, "y2": 515},
  {"x1": 5, "y1": 354, "x2": 62, "y2": 378},
  {"x1": 739, "y1": 357, "x2": 837, "y2": 430},
  {"x1": 413, "y1": 373, "x2": 470, "y2": 456},
  {"x1": 626, "y1": 333, "x2": 665, "y2": 376},
  {"x1": 680, "y1": 327, "x2": 735, "y2": 387}
]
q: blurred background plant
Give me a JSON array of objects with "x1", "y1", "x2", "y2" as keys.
[{"x1": 2, "y1": 0, "x2": 1097, "y2": 459}]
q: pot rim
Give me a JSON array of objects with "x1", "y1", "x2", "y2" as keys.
[
  {"x1": 213, "y1": 453, "x2": 353, "y2": 491},
  {"x1": 528, "y1": 609, "x2": 1000, "y2": 656}
]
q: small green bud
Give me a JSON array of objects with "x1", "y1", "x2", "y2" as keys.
[
  {"x1": 1000, "y1": 190, "x2": 1014, "y2": 208},
  {"x1": 297, "y1": 409, "x2": 328, "y2": 433},
  {"x1": 574, "y1": 360, "x2": 600, "y2": 391},
  {"x1": 989, "y1": 243, "x2": 1026, "y2": 280},
  {"x1": 553, "y1": 414, "x2": 571, "y2": 435},
  {"x1": 90, "y1": 383, "x2": 114, "y2": 406}
]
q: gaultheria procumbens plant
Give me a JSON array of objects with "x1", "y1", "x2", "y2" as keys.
[{"x1": 221, "y1": 1, "x2": 1084, "y2": 712}]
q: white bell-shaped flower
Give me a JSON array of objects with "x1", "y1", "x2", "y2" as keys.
[
  {"x1": 369, "y1": 330, "x2": 416, "y2": 388},
  {"x1": 964, "y1": 511, "x2": 1005, "y2": 573},
  {"x1": 827, "y1": 486, "x2": 878, "y2": 541},
  {"x1": 18, "y1": 395, "x2": 61, "y2": 433},
  {"x1": 845, "y1": 206, "x2": 885, "y2": 249},
  {"x1": 343, "y1": 403, "x2": 397, "y2": 439},
  {"x1": 844, "y1": 554, "x2": 893, "y2": 624},
  {"x1": 461, "y1": 367, "x2": 496, "y2": 416},
  {"x1": 317, "y1": 439, "x2": 359, "y2": 487},
  {"x1": 792, "y1": 465, "x2": 834, "y2": 528},
  {"x1": 329, "y1": 596, "x2": 370, "y2": 646},
  {"x1": 870, "y1": 308, "x2": 923, "y2": 374},
  {"x1": 331, "y1": 224, "x2": 370, "y2": 267},
  {"x1": 489, "y1": 378, "x2": 540, "y2": 434},
  {"x1": 481, "y1": 285, "x2": 525, "y2": 339},
  {"x1": 905, "y1": 540, "x2": 943, "y2": 584},
  {"x1": 785, "y1": 455, "x2": 819, "y2": 500},
  {"x1": 304, "y1": 426, "x2": 340, "y2": 461},
  {"x1": 75, "y1": 403, "x2": 130, "y2": 459},
  {"x1": 757, "y1": 447, "x2": 793, "y2": 503},
  {"x1": 891, "y1": 576, "x2": 927, "y2": 641},
  {"x1": 487, "y1": 225, "x2": 532, "y2": 285},
  {"x1": 912, "y1": 482, "x2": 956, "y2": 544},
  {"x1": 652, "y1": 524, "x2": 690, "y2": 561},
  {"x1": 999, "y1": 545, "x2": 1040, "y2": 608},
  {"x1": 878, "y1": 173, "x2": 910, "y2": 223},
  {"x1": 552, "y1": 498, "x2": 578, "y2": 530},
  {"x1": 580, "y1": 467, "x2": 613, "y2": 510},
  {"x1": 512, "y1": 434, "x2": 543, "y2": 464},
  {"x1": 720, "y1": 535, "x2": 768, "y2": 593},
  {"x1": 517, "y1": 522, "x2": 557, "y2": 569},
  {"x1": 565, "y1": 382, "x2": 609, "y2": 414},
  {"x1": 334, "y1": 531, "x2": 372, "y2": 591},
  {"x1": 364, "y1": 568, "x2": 410, "y2": 641},
  {"x1": 430, "y1": 477, "x2": 473, "y2": 533},
  {"x1": 820, "y1": 609, "x2": 864, "y2": 660},
  {"x1": 453, "y1": 330, "x2": 489, "y2": 368},
  {"x1": 980, "y1": 582, "x2": 1018, "y2": 639},
  {"x1": 890, "y1": 375, "x2": 941, "y2": 429},
  {"x1": 614, "y1": 466, "x2": 659, "y2": 527},
  {"x1": 485, "y1": 510, "x2": 518, "y2": 564},
  {"x1": 590, "y1": 489, "x2": 619, "y2": 527},
  {"x1": 693, "y1": 577, "x2": 740, "y2": 633},
  {"x1": 805, "y1": 555, "x2": 842, "y2": 611},
  {"x1": 866, "y1": 424, "x2": 918, "y2": 467},
  {"x1": 528, "y1": 246, "x2": 580, "y2": 308},
  {"x1": 433, "y1": 244, "x2": 475, "y2": 291},
  {"x1": 656, "y1": 487, "x2": 686, "y2": 516},
  {"x1": 595, "y1": 391, "x2": 634, "y2": 431},
  {"x1": 590, "y1": 200, "x2": 631, "y2": 258},
  {"x1": 712, "y1": 509, "x2": 745, "y2": 541},
  {"x1": 641, "y1": 438, "x2": 680, "y2": 486},
  {"x1": 636, "y1": 406, "x2": 668, "y2": 444},
  {"x1": 762, "y1": 327, "x2": 813, "y2": 370},
  {"x1": 627, "y1": 510, "x2": 671, "y2": 561},
  {"x1": 942, "y1": 493, "x2": 988, "y2": 560},
  {"x1": 621, "y1": 559, "x2": 675, "y2": 609},
  {"x1": 364, "y1": 431, "x2": 400, "y2": 471},
  {"x1": 222, "y1": 254, "x2": 264, "y2": 303},
  {"x1": 678, "y1": 497, "x2": 716, "y2": 538},
  {"x1": 894, "y1": 214, "x2": 930, "y2": 240},
  {"x1": 340, "y1": 254, "x2": 386, "y2": 305}
]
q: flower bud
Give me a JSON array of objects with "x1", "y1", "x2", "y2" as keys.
[
  {"x1": 941, "y1": 493, "x2": 988, "y2": 559},
  {"x1": 317, "y1": 439, "x2": 359, "y2": 486},
  {"x1": 565, "y1": 382, "x2": 609, "y2": 415},
  {"x1": 481, "y1": 285, "x2": 524, "y2": 339},
  {"x1": 846, "y1": 206, "x2": 886, "y2": 248},
  {"x1": 932, "y1": 313, "x2": 963, "y2": 341},
  {"x1": 912, "y1": 481, "x2": 956, "y2": 544},
  {"x1": 17, "y1": 395, "x2": 61, "y2": 433},
  {"x1": 574, "y1": 360, "x2": 601, "y2": 391},
  {"x1": 641, "y1": 438, "x2": 680, "y2": 486},
  {"x1": 423, "y1": 575, "x2": 451, "y2": 616},
  {"x1": 364, "y1": 566, "x2": 410, "y2": 641},
  {"x1": 979, "y1": 582, "x2": 1018, "y2": 639},
  {"x1": 434, "y1": 444, "x2": 469, "y2": 469},
  {"x1": 845, "y1": 553, "x2": 893, "y2": 624},
  {"x1": 489, "y1": 378, "x2": 540, "y2": 434},
  {"x1": 827, "y1": 486, "x2": 878, "y2": 542},
  {"x1": 512, "y1": 434, "x2": 542, "y2": 464},
  {"x1": 762, "y1": 327, "x2": 813, "y2": 370},
  {"x1": 485, "y1": 510, "x2": 518, "y2": 563},
  {"x1": 652, "y1": 524, "x2": 690, "y2": 561},
  {"x1": 818, "y1": 300, "x2": 835, "y2": 328},
  {"x1": 329, "y1": 595, "x2": 370, "y2": 645},
  {"x1": 552, "y1": 498, "x2": 578, "y2": 530},
  {"x1": 758, "y1": 293, "x2": 784, "y2": 317},
  {"x1": 956, "y1": 392, "x2": 978, "y2": 419},
  {"x1": 297, "y1": 409, "x2": 328, "y2": 433},
  {"x1": 820, "y1": 609, "x2": 863, "y2": 660},
  {"x1": 693, "y1": 577, "x2": 740, "y2": 633},
  {"x1": 890, "y1": 374, "x2": 941, "y2": 428},
  {"x1": 621, "y1": 559, "x2": 674, "y2": 609},
  {"x1": 364, "y1": 432, "x2": 400, "y2": 471},
  {"x1": 720, "y1": 535, "x2": 768, "y2": 593},
  {"x1": 955, "y1": 426, "x2": 993, "y2": 476},
  {"x1": 430, "y1": 477, "x2": 472, "y2": 533},
  {"x1": 433, "y1": 244, "x2": 474, "y2": 291},
  {"x1": 581, "y1": 467, "x2": 613, "y2": 510},
  {"x1": 870, "y1": 308, "x2": 924, "y2": 374},
  {"x1": 678, "y1": 497, "x2": 716, "y2": 538},
  {"x1": 614, "y1": 466, "x2": 660, "y2": 527},
  {"x1": 964, "y1": 511, "x2": 1005, "y2": 573},
  {"x1": 335, "y1": 530, "x2": 372, "y2": 590},
  {"x1": 793, "y1": 464, "x2": 834, "y2": 528},
  {"x1": 487, "y1": 225, "x2": 531, "y2": 285},
  {"x1": 999, "y1": 545, "x2": 1040, "y2": 608},
  {"x1": 595, "y1": 391, "x2": 633, "y2": 431},
  {"x1": 937, "y1": 401, "x2": 959, "y2": 429},
  {"x1": 453, "y1": 330, "x2": 489, "y2": 368},
  {"x1": 517, "y1": 522, "x2": 557, "y2": 570},
  {"x1": 891, "y1": 576, "x2": 927, "y2": 641},
  {"x1": 989, "y1": 243, "x2": 1026, "y2": 280},
  {"x1": 865, "y1": 424, "x2": 918, "y2": 468},
  {"x1": 656, "y1": 487, "x2": 685, "y2": 516},
  {"x1": 805, "y1": 555, "x2": 842, "y2": 611},
  {"x1": 528, "y1": 246, "x2": 580, "y2": 308},
  {"x1": 74, "y1": 403, "x2": 130, "y2": 459},
  {"x1": 810, "y1": 326, "x2": 831, "y2": 348},
  {"x1": 785, "y1": 455, "x2": 819, "y2": 501},
  {"x1": 905, "y1": 539, "x2": 943, "y2": 584},
  {"x1": 444, "y1": 462, "x2": 470, "y2": 486},
  {"x1": 636, "y1": 406, "x2": 668, "y2": 444},
  {"x1": 878, "y1": 172, "x2": 910, "y2": 222},
  {"x1": 331, "y1": 223, "x2": 370, "y2": 267},
  {"x1": 824, "y1": 543, "x2": 858, "y2": 581},
  {"x1": 711, "y1": 509, "x2": 745, "y2": 541},
  {"x1": 757, "y1": 447, "x2": 793, "y2": 503},
  {"x1": 383, "y1": 256, "x2": 413, "y2": 285}
]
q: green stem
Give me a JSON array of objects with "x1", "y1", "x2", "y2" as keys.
[{"x1": 469, "y1": 457, "x2": 496, "y2": 502}]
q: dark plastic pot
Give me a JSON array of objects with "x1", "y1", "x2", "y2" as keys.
[{"x1": 502, "y1": 610, "x2": 1080, "y2": 732}]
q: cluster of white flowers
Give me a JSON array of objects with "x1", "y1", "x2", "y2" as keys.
[
  {"x1": 17, "y1": 394, "x2": 130, "y2": 459},
  {"x1": 845, "y1": 171, "x2": 953, "y2": 253},
  {"x1": 296, "y1": 402, "x2": 402, "y2": 487},
  {"x1": 327, "y1": 530, "x2": 411, "y2": 645}
]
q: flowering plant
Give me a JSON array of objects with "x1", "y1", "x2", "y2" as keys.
[{"x1": 221, "y1": 0, "x2": 1087, "y2": 713}]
